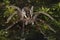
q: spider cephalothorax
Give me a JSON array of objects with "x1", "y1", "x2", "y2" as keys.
[{"x1": 21, "y1": 6, "x2": 35, "y2": 25}]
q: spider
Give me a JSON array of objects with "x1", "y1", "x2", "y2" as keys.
[{"x1": 5, "y1": 5, "x2": 56, "y2": 40}]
